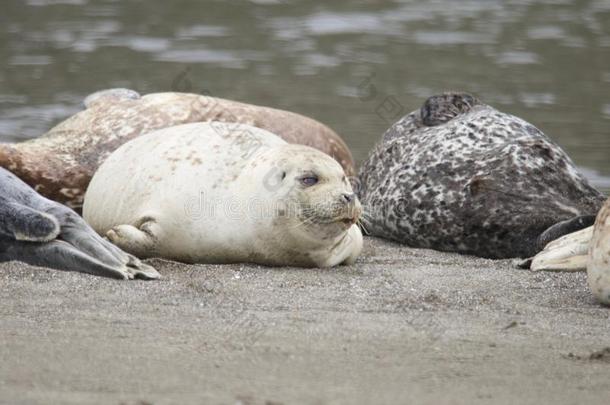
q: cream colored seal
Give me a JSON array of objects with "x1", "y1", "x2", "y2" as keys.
[
  {"x1": 588, "y1": 202, "x2": 610, "y2": 305},
  {"x1": 83, "y1": 122, "x2": 362, "y2": 267}
]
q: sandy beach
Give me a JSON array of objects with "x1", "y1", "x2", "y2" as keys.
[{"x1": 1, "y1": 236, "x2": 609, "y2": 404}]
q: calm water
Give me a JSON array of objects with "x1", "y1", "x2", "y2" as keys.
[{"x1": 1, "y1": 0, "x2": 610, "y2": 188}]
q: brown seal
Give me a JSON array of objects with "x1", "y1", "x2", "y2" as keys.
[{"x1": 0, "y1": 89, "x2": 355, "y2": 211}]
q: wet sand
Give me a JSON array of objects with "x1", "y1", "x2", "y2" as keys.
[{"x1": 1, "y1": 237, "x2": 609, "y2": 405}]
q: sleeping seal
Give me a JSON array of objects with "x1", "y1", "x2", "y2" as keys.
[
  {"x1": 0, "y1": 167, "x2": 159, "y2": 279},
  {"x1": 358, "y1": 92, "x2": 605, "y2": 259},
  {"x1": 0, "y1": 89, "x2": 355, "y2": 211},
  {"x1": 83, "y1": 122, "x2": 362, "y2": 267}
]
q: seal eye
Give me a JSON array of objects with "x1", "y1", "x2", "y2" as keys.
[{"x1": 300, "y1": 175, "x2": 319, "y2": 187}]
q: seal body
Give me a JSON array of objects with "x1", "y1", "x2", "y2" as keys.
[
  {"x1": 0, "y1": 167, "x2": 159, "y2": 279},
  {"x1": 83, "y1": 122, "x2": 362, "y2": 267},
  {"x1": 358, "y1": 93, "x2": 605, "y2": 259},
  {"x1": 0, "y1": 90, "x2": 355, "y2": 211}
]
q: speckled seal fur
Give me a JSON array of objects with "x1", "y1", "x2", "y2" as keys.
[
  {"x1": 358, "y1": 93, "x2": 606, "y2": 259},
  {"x1": 0, "y1": 167, "x2": 159, "y2": 279},
  {"x1": 0, "y1": 89, "x2": 355, "y2": 211}
]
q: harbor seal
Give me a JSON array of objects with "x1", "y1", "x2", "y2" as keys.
[
  {"x1": 83, "y1": 122, "x2": 362, "y2": 267},
  {"x1": 0, "y1": 89, "x2": 355, "y2": 211},
  {"x1": 588, "y1": 201, "x2": 610, "y2": 305},
  {"x1": 0, "y1": 167, "x2": 159, "y2": 279},
  {"x1": 529, "y1": 197, "x2": 610, "y2": 305},
  {"x1": 358, "y1": 92, "x2": 605, "y2": 259}
]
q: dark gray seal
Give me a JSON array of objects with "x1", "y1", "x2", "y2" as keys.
[
  {"x1": 0, "y1": 167, "x2": 159, "y2": 279},
  {"x1": 358, "y1": 92, "x2": 606, "y2": 259}
]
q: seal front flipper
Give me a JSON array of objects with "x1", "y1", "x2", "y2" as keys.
[
  {"x1": 0, "y1": 202, "x2": 60, "y2": 242},
  {"x1": 56, "y1": 212, "x2": 160, "y2": 280},
  {"x1": 536, "y1": 215, "x2": 597, "y2": 251},
  {"x1": 528, "y1": 226, "x2": 593, "y2": 271},
  {"x1": 83, "y1": 88, "x2": 141, "y2": 109},
  {"x1": 106, "y1": 217, "x2": 161, "y2": 259},
  {"x1": 523, "y1": 215, "x2": 597, "y2": 271}
]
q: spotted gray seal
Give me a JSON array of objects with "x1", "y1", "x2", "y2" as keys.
[
  {"x1": 358, "y1": 92, "x2": 605, "y2": 259},
  {"x1": 0, "y1": 167, "x2": 159, "y2": 279},
  {"x1": 0, "y1": 89, "x2": 355, "y2": 211},
  {"x1": 83, "y1": 122, "x2": 362, "y2": 267}
]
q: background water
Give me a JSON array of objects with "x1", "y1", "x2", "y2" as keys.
[{"x1": 1, "y1": 0, "x2": 609, "y2": 189}]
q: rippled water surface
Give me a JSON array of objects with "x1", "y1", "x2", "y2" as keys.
[{"x1": 1, "y1": 0, "x2": 609, "y2": 188}]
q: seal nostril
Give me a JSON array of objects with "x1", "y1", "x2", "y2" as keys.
[{"x1": 342, "y1": 193, "x2": 354, "y2": 203}]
